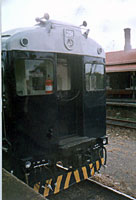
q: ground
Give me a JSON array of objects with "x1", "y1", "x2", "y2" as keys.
[{"x1": 93, "y1": 126, "x2": 136, "y2": 199}]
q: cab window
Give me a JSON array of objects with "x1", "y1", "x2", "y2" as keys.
[
  {"x1": 15, "y1": 59, "x2": 53, "y2": 96},
  {"x1": 85, "y1": 63, "x2": 104, "y2": 91}
]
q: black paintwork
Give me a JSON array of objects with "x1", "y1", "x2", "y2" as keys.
[
  {"x1": 83, "y1": 56, "x2": 106, "y2": 138},
  {"x1": 3, "y1": 51, "x2": 58, "y2": 160},
  {"x1": 83, "y1": 91, "x2": 106, "y2": 137},
  {"x1": 3, "y1": 51, "x2": 106, "y2": 163}
]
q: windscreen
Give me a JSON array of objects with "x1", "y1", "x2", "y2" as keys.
[
  {"x1": 85, "y1": 63, "x2": 105, "y2": 91},
  {"x1": 15, "y1": 59, "x2": 53, "y2": 96}
]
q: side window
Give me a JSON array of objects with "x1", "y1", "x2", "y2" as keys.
[
  {"x1": 15, "y1": 59, "x2": 53, "y2": 96},
  {"x1": 2, "y1": 61, "x2": 5, "y2": 93},
  {"x1": 57, "y1": 58, "x2": 71, "y2": 91},
  {"x1": 85, "y1": 63, "x2": 104, "y2": 91}
]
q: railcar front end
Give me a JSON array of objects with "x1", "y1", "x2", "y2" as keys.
[{"x1": 2, "y1": 14, "x2": 108, "y2": 196}]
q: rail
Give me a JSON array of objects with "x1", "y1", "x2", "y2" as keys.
[
  {"x1": 106, "y1": 117, "x2": 136, "y2": 129},
  {"x1": 88, "y1": 178, "x2": 135, "y2": 200}
]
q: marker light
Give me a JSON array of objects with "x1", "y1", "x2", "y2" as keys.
[{"x1": 20, "y1": 38, "x2": 28, "y2": 47}]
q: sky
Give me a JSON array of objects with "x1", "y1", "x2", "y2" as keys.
[{"x1": 1, "y1": 0, "x2": 136, "y2": 52}]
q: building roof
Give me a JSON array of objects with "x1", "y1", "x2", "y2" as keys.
[
  {"x1": 106, "y1": 49, "x2": 136, "y2": 73},
  {"x1": 106, "y1": 49, "x2": 136, "y2": 65}
]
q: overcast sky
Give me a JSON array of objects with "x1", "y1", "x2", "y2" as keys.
[{"x1": 1, "y1": 0, "x2": 136, "y2": 52}]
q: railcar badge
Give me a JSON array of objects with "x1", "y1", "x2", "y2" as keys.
[{"x1": 63, "y1": 29, "x2": 74, "y2": 50}]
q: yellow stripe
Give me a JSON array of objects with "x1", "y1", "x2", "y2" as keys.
[
  {"x1": 64, "y1": 171, "x2": 72, "y2": 189},
  {"x1": 34, "y1": 182, "x2": 40, "y2": 193},
  {"x1": 82, "y1": 166, "x2": 88, "y2": 180},
  {"x1": 43, "y1": 179, "x2": 52, "y2": 197},
  {"x1": 89, "y1": 163, "x2": 93, "y2": 169},
  {"x1": 54, "y1": 175, "x2": 63, "y2": 194},
  {"x1": 74, "y1": 170, "x2": 80, "y2": 183},
  {"x1": 91, "y1": 167, "x2": 95, "y2": 176},
  {"x1": 101, "y1": 157, "x2": 104, "y2": 165},
  {"x1": 96, "y1": 160, "x2": 100, "y2": 171}
]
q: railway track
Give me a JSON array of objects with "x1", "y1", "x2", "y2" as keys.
[
  {"x1": 49, "y1": 177, "x2": 136, "y2": 200},
  {"x1": 3, "y1": 167, "x2": 136, "y2": 200},
  {"x1": 88, "y1": 178, "x2": 135, "y2": 200},
  {"x1": 106, "y1": 117, "x2": 136, "y2": 129}
]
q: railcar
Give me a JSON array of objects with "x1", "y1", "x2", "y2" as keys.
[{"x1": 2, "y1": 14, "x2": 108, "y2": 197}]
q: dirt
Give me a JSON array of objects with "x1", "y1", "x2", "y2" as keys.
[{"x1": 92, "y1": 126, "x2": 136, "y2": 199}]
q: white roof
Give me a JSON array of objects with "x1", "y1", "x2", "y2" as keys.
[{"x1": 2, "y1": 19, "x2": 105, "y2": 58}]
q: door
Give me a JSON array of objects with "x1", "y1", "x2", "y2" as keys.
[
  {"x1": 83, "y1": 57, "x2": 106, "y2": 138},
  {"x1": 56, "y1": 54, "x2": 83, "y2": 137}
]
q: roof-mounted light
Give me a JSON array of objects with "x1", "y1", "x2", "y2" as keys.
[
  {"x1": 80, "y1": 20, "x2": 90, "y2": 39},
  {"x1": 80, "y1": 21, "x2": 87, "y2": 27},
  {"x1": 43, "y1": 13, "x2": 50, "y2": 20},
  {"x1": 35, "y1": 13, "x2": 50, "y2": 24}
]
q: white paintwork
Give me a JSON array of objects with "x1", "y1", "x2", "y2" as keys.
[{"x1": 2, "y1": 19, "x2": 105, "y2": 58}]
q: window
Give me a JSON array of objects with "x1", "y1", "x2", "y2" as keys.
[
  {"x1": 2, "y1": 61, "x2": 5, "y2": 93},
  {"x1": 57, "y1": 58, "x2": 71, "y2": 91},
  {"x1": 15, "y1": 59, "x2": 53, "y2": 96},
  {"x1": 85, "y1": 63, "x2": 104, "y2": 91}
]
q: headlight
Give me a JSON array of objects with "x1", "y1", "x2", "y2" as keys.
[
  {"x1": 25, "y1": 161, "x2": 31, "y2": 169},
  {"x1": 103, "y1": 138, "x2": 107, "y2": 145}
]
